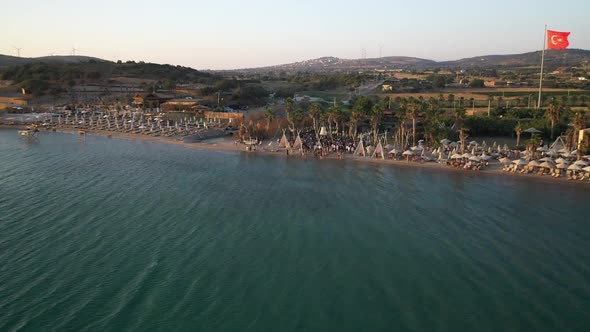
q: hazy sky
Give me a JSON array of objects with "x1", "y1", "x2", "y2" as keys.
[{"x1": 2, "y1": 0, "x2": 588, "y2": 69}]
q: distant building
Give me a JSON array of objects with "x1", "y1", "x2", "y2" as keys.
[
  {"x1": 484, "y1": 80, "x2": 507, "y2": 87},
  {"x1": 133, "y1": 93, "x2": 173, "y2": 108},
  {"x1": 0, "y1": 95, "x2": 31, "y2": 110}
]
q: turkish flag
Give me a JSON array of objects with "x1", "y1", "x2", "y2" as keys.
[{"x1": 547, "y1": 30, "x2": 570, "y2": 50}]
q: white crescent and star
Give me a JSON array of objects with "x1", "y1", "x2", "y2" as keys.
[{"x1": 551, "y1": 35, "x2": 562, "y2": 45}]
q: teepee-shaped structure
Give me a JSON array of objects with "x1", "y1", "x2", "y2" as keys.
[
  {"x1": 279, "y1": 130, "x2": 291, "y2": 149},
  {"x1": 550, "y1": 136, "x2": 566, "y2": 151},
  {"x1": 292, "y1": 132, "x2": 303, "y2": 150},
  {"x1": 372, "y1": 141, "x2": 385, "y2": 160},
  {"x1": 354, "y1": 138, "x2": 366, "y2": 157}
]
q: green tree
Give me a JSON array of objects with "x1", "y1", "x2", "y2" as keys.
[
  {"x1": 515, "y1": 122, "x2": 523, "y2": 148},
  {"x1": 454, "y1": 107, "x2": 467, "y2": 153},
  {"x1": 545, "y1": 101, "x2": 561, "y2": 139},
  {"x1": 370, "y1": 103, "x2": 384, "y2": 144},
  {"x1": 264, "y1": 106, "x2": 275, "y2": 132}
]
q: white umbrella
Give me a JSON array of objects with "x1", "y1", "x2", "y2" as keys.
[
  {"x1": 574, "y1": 160, "x2": 589, "y2": 166},
  {"x1": 402, "y1": 150, "x2": 413, "y2": 156},
  {"x1": 499, "y1": 157, "x2": 511, "y2": 164},
  {"x1": 568, "y1": 164, "x2": 582, "y2": 171},
  {"x1": 513, "y1": 159, "x2": 528, "y2": 166},
  {"x1": 536, "y1": 146, "x2": 548, "y2": 152},
  {"x1": 582, "y1": 155, "x2": 590, "y2": 160},
  {"x1": 538, "y1": 157, "x2": 552, "y2": 162},
  {"x1": 556, "y1": 163, "x2": 568, "y2": 169},
  {"x1": 555, "y1": 157, "x2": 567, "y2": 164},
  {"x1": 388, "y1": 149, "x2": 398, "y2": 154},
  {"x1": 440, "y1": 139, "x2": 451, "y2": 145},
  {"x1": 583, "y1": 166, "x2": 590, "y2": 172},
  {"x1": 469, "y1": 156, "x2": 481, "y2": 162},
  {"x1": 462, "y1": 152, "x2": 472, "y2": 158},
  {"x1": 451, "y1": 153, "x2": 463, "y2": 159},
  {"x1": 540, "y1": 161, "x2": 555, "y2": 169},
  {"x1": 528, "y1": 160, "x2": 541, "y2": 167}
]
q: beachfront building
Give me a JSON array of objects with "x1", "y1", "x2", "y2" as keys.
[
  {"x1": 0, "y1": 95, "x2": 31, "y2": 110},
  {"x1": 132, "y1": 93, "x2": 173, "y2": 109}
]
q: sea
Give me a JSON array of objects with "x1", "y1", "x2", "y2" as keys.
[{"x1": 1, "y1": 129, "x2": 589, "y2": 332}]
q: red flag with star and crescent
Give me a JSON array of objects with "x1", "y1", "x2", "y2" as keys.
[{"x1": 547, "y1": 30, "x2": 570, "y2": 50}]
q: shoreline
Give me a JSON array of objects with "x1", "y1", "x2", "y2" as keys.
[{"x1": 3, "y1": 125, "x2": 588, "y2": 187}]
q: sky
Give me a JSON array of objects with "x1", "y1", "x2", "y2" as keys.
[{"x1": 2, "y1": 0, "x2": 589, "y2": 70}]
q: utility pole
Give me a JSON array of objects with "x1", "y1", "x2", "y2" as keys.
[{"x1": 14, "y1": 47, "x2": 22, "y2": 57}]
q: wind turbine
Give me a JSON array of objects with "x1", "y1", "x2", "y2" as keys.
[
  {"x1": 71, "y1": 47, "x2": 79, "y2": 56},
  {"x1": 13, "y1": 46, "x2": 22, "y2": 57}
]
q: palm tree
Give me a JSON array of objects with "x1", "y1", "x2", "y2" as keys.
[
  {"x1": 284, "y1": 97, "x2": 295, "y2": 133},
  {"x1": 572, "y1": 111, "x2": 586, "y2": 159},
  {"x1": 349, "y1": 110, "x2": 362, "y2": 138},
  {"x1": 264, "y1": 106, "x2": 275, "y2": 132},
  {"x1": 407, "y1": 98, "x2": 421, "y2": 146},
  {"x1": 454, "y1": 107, "x2": 467, "y2": 153},
  {"x1": 370, "y1": 104, "x2": 384, "y2": 144},
  {"x1": 515, "y1": 122, "x2": 523, "y2": 148},
  {"x1": 545, "y1": 101, "x2": 560, "y2": 139},
  {"x1": 327, "y1": 103, "x2": 340, "y2": 138},
  {"x1": 308, "y1": 103, "x2": 321, "y2": 141}
]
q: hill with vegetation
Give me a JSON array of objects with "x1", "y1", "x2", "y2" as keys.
[
  {"x1": 0, "y1": 56, "x2": 219, "y2": 95},
  {"x1": 0, "y1": 54, "x2": 105, "y2": 68},
  {"x1": 230, "y1": 49, "x2": 590, "y2": 73},
  {"x1": 440, "y1": 49, "x2": 590, "y2": 69}
]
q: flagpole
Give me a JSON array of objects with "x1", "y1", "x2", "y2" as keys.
[{"x1": 537, "y1": 24, "x2": 547, "y2": 109}]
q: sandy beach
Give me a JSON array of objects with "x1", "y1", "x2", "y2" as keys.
[{"x1": 4, "y1": 125, "x2": 582, "y2": 188}]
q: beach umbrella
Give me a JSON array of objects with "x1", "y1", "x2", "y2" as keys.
[
  {"x1": 536, "y1": 146, "x2": 548, "y2": 152},
  {"x1": 469, "y1": 140, "x2": 478, "y2": 146},
  {"x1": 582, "y1": 155, "x2": 590, "y2": 160},
  {"x1": 513, "y1": 159, "x2": 528, "y2": 166},
  {"x1": 480, "y1": 153, "x2": 491, "y2": 161},
  {"x1": 556, "y1": 163, "x2": 568, "y2": 169},
  {"x1": 388, "y1": 149, "x2": 398, "y2": 154},
  {"x1": 568, "y1": 164, "x2": 582, "y2": 171},
  {"x1": 499, "y1": 157, "x2": 511, "y2": 164},
  {"x1": 540, "y1": 161, "x2": 555, "y2": 169},
  {"x1": 561, "y1": 152, "x2": 575, "y2": 158},
  {"x1": 462, "y1": 152, "x2": 472, "y2": 158},
  {"x1": 440, "y1": 138, "x2": 451, "y2": 145},
  {"x1": 402, "y1": 150, "x2": 414, "y2": 156},
  {"x1": 451, "y1": 153, "x2": 462, "y2": 159},
  {"x1": 524, "y1": 128, "x2": 542, "y2": 134},
  {"x1": 555, "y1": 157, "x2": 567, "y2": 164},
  {"x1": 469, "y1": 156, "x2": 481, "y2": 162},
  {"x1": 528, "y1": 160, "x2": 541, "y2": 167},
  {"x1": 546, "y1": 150, "x2": 558, "y2": 157},
  {"x1": 583, "y1": 166, "x2": 590, "y2": 173},
  {"x1": 574, "y1": 160, "x2": 589, "y2": 166},
  {"x1": 538, "y1": 157, "x2": 552, "y2": 162}
]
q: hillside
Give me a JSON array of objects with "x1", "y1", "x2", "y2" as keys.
[
  {"x1": 440, "y1": 49, "x2": 590, "y2": 68},
  {"x1": 238, "y1": 56, "x2": 437, "y2": 73},
  {"x1": 0, "y1": 54, "x2": 105, "y2": 68},
  {"x1": 0, "y1": 56, "x2": 219, "y2": 94},
  {"x1": 232, "y1": 49, "x2": 590, "y2": 73}
]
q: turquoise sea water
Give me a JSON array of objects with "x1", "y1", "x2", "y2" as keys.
[{"x1": 1, "y1": 129, "x2": 589, "y2": 332}]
